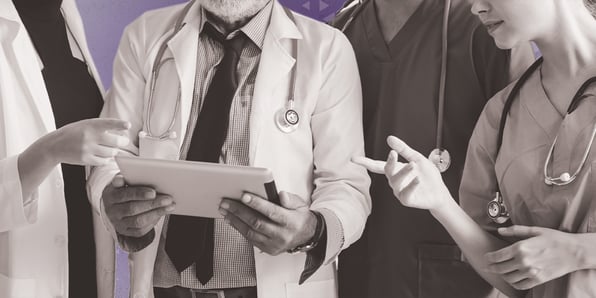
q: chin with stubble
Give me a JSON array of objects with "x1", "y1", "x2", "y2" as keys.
[{"x1": 199, "y1": 0, "x2": 271, "y2": 24}]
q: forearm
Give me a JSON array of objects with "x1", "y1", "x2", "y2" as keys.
[
  {"x1": 575, "y1": 232, "x2": 596, "y2": 270},
  {"x1": 430, "y1": 198, "x2": 524, "y2": 297},
  {"x1": 18, "y1": 134, "x2": 59, "y2": 201}
]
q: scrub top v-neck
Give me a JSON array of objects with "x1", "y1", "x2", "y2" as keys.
[
  {"x1": 461, "y1": 68, "x2": 596, "y2": 298},
  {"x1": 13, "y1": 0, "x2": 103, "y2": 296},
  {"x1": 362, "y1": 0, "x2": 426, "y2": 61},
  {"x1": 334, "y1": 0, "x2": 510, "y2": 297}
]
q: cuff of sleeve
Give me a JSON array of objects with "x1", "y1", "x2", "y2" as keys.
[
  {"x1": 116, "y1": 229, "x2": 156, "y2": 253},
  {"x1": 299, "y1": 211, "x2": 327, "y2": 284},
  {"x1": 87, "y1": 164, "x2": 120, "y2": 213},
  {"x1": 315, "y1": 208, "x2": 344, "y2": 265},
  {"x1": 2, "y1": 155, "x2": 39, "y2": 228}
]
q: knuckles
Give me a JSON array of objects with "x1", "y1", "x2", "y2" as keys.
[{"x1": 249, "y1": 217, "x2": 263, "y2": 230}]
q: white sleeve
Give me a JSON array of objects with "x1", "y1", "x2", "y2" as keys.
[
  {"x1": 87, "y1": 19, "x2": 146, "y2": 235},
  {"x1": 0, "y1": 155, "x2": 39, "y2": 232},
  {"x1": 309, "y1": 29, "x2": 371, "y2": 264}
]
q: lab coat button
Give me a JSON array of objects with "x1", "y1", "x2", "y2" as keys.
[
  {"x1": 55, "y1": 179, "x2": 63, "y2": 188},
  {"x1": 54, "y1": 235, "x2": 66, "y2": 247}
]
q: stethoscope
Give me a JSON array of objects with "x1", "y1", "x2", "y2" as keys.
[
  {"x1": 340, "y1": 0, "x2": 454, "y2": 173},
  {"x1": 142, "y1": 0, "x2": 301, "y2": 141},
  {"x1": 488, "y1": 57, "x2": 596, "y2": 224}
]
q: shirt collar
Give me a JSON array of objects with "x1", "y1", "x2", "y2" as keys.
[{"x1": 199, "y1": 1, "x2": 273, "y2": 50}]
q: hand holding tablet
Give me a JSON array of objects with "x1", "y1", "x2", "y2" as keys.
[{"x1": 114, "y1": 156, "x2": 279, "y2": 218}]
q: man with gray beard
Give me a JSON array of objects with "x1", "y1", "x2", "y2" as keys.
[{"x1": 88, "y1": 0, "x2": 371, "y2": 297}]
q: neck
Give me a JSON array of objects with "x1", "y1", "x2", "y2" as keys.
[{"x1": 535, "y1": 1, "x2": 596, "y2": 79}]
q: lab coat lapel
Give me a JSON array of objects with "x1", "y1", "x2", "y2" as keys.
[
  {"x1": 0, "y1": 1, "x2": 56, "y2": 133},
  {"x1": 167, "y1": 2, "x2": 200, "y2": 141},
  {"x1": 61, "y1": 0, "x2": 105, "y2": 95},
  {"x1": 249, "y1": 1, "x2": 302, "y2": 164}
]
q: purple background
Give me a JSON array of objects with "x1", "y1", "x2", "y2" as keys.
[{"x1": 74, "y1": 0, "x2": 346, "y2": 297}]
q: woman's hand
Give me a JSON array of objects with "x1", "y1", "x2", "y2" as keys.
[
  {"x1": 18, "y1": 118, "x2": 130, "y2": 202},
  {"x1": 485, "y1": 225, "x2": 585, "y2": 290},
  {"x1": 43, "y1": 118, "x2": 130, "y2": 166},
  {"x1": 354, "y1": 135, "x2": 452, "y2": 211}
]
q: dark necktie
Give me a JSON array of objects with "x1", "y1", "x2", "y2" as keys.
[{"x1": 165, "y1": 23, "x2": 246, "y2": 285}]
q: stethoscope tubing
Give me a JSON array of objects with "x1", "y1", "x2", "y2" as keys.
[
  {"x1": 491, "y1": 57, "x2": 596, "y2": 223},
  {"x1": 144, "y1": 0, "x2": 195, "y2": 139},
  {"x1": 340, "y1": 0, "x2": 453, "y2": 171},
  {"x1": 145, "y1": 0, "x2": 301, "y2": 138}
]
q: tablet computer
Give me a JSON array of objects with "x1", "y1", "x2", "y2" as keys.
[{"x1": 115, "y1": 156, "x2": 279, "y2": 218}]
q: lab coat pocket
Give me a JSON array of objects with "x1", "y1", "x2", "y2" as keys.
[
  {"x1": 417, "y1": 244, "x2": 496, "y2": 298},
  {"x1": 0, "y1": 273, "x2": 36, "y2": 298},
  {"x1": 285, "y1": 278, "x2": 336, "y2": 298}
]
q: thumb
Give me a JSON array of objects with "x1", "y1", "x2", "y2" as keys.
[
  {"x1": 279, "y1": 191, "x2": 306, "y2": 210},
  {"x1": 111, "y1": 174, "x2": 126, "y2": 188},
  {"x1": 498, "y1": 225, "x2": 543, "y2": 239}
]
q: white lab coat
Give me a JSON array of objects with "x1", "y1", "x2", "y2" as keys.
[
  {"x1": 87, "y1": 1, "x2": 371, "y2": 298},
  {"x1": 0, "y1": 1, "x2": 115, "y2": 297}
]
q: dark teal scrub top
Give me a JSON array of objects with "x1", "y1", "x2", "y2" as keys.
[{"x1": 333, "y1": 0, "x2": 510, "y2": 297}]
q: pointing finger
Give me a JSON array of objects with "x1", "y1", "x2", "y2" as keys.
[
  {"x1": 387, "y1": 136, "x2": 425, "y2": 162},
  {"x1": 352, "y1": 156, "x2": 385, "y2": 174}
]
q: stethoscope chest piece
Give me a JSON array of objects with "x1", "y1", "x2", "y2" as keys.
[
  {"x1": 429, "y1": 148, "x2": 451, "y2": 173},
  {"x1": 275, "y1": 100, "x2": 300, "y2": 133},
  {"x1": 487, "y1": 192, "x2": 510, "y2": 224}
]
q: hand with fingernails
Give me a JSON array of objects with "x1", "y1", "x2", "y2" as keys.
[
  {"x1": 354, "y1": 136, "x2": 591, "y2": 292},
  {"x1": 45, "y1": 118, "x2": 132, "y2": 166},
  {"x1": 353, "y1": 135, "x2": 452, "y2": 211},
  {"x1": 102, "y1": 175, "x2": 175, "y2": 238},
  {"x1": 18, "y1": 118, "x2": 132, "y2": 201},
  {"x1": 485, "y1": 225, "x2": 586, "y2": 290},
  {"x1": 219, "y1": 191, "x2": 317, "y2": 256}
]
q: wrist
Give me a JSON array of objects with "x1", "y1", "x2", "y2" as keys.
[
  {"x1": 429, "y1": 194, "x2": 458, "y2": 221},
  {"x1": 574, "y1": 232, "x2": 596, "y2": 270},
  {"x1": 23, "y1": 136, "x2": 59, "y2": 169},
  {"x1": 37, "y1": 131, "x2": 61, "y2": 165},
  {"x1": 289, "y1": 211, "x2": 325, "y2": 254}
]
